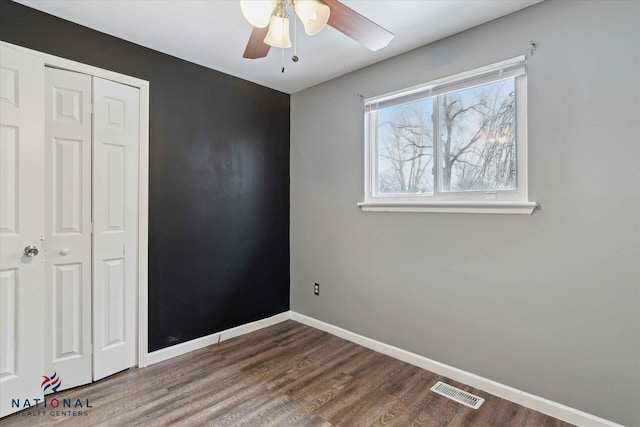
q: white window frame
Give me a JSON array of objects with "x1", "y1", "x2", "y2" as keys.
[{"x1": 359, "y1": 56, "x2": 537, "y2": 215}]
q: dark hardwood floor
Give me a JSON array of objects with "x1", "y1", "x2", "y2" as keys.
[{"x1": 1, "y1": 320, "x2": 574, "y2": 426}]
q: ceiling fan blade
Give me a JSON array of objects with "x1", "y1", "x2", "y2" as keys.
[
  {"x1": 243, "y1": 26, "x2": 271, "y2": 59},
  {"x1": 322, "y1": 0, "x2": 394, "y2": 51}
]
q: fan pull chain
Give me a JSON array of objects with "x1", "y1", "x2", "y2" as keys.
[
  {"x1": 292, "y1": 9, "x2": 299, "y2": 63},
  {"x1": 281, "y1": 13, "x2": 286, "y2": 73}
]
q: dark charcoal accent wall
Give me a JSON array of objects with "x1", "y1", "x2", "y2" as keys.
[{"x1": 0, "y1": 0, "x2": 290, "y2": 352}]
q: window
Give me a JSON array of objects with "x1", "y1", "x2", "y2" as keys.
[{"x1": 360, "y1": 57, "x2": 537, "y2": 214}]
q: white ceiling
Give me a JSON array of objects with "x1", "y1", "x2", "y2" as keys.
[{"x1": 14, "y1": 0, "x2": 541, "y2": 94}]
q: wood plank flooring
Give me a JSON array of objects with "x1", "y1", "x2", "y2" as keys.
[{"x1": 1, "y1": 320, "x2": 574, "y2": 426}]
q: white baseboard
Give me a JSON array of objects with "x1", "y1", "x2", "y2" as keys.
[
  {"x1": 146, "y1": 311, "x2": 289, "y2": 365},
  {"x1": 144, "y1": 310, "x2": 621, "y2": 427},
  {"x1": 289, "y1": 311, "x2": 622, "y2": 427}
]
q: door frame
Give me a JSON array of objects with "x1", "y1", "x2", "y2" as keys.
[{"x1": 1, "y1": 41, "x2": 151, "y2": 368}]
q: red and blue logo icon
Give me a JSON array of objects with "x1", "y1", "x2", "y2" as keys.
[{"x1": 41, "y1": 372, "x2": 62, "y2": 393}]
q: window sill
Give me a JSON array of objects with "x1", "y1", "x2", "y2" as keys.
[{"x1": 357, "y1": 201, "x2": 538, "y2": 215}]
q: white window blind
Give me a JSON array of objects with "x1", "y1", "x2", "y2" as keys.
[{"x1": 365, "y1": 56, "x2": 526, "y2": 113}]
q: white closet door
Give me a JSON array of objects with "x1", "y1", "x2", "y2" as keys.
[
  {"x1": 44, "y1": 67, "x2": 93, "y2": 391},
  {"x1": 0, "y1": 46, "x2": 45, "y2": 417},
  {"x1": 92, "y1": 77, "x2": 139, "y2": 381}
]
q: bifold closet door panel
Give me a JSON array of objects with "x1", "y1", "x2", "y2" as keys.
[
  {"x1": 92, "y1": 76, "x2": 139, "y2": 381},
  {"x1": 0, "y1": 46, "x2": 45, "y2": 417},
  {"x1": 44, "y1": 67, "x2": 93, "y2": 391},
  {"x1": 0, "y1": 48, "x2": 142, "y2": 417}
]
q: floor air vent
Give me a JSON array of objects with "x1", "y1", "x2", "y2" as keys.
[{"x1": 430, "y1": 381, "x2": 485, "y2": 409}]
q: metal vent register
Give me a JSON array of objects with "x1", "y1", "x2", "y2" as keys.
[{"x1": 430, "y1": 381, "x2": 485, "y2": 409}]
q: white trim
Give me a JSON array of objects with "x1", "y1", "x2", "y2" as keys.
[
  {"x1": 357, "y1": 201, "x2": 537, "y2": 214},
  {"x1": 146, "y1": 312, "x2": 290, "y2": 365},
  {"x1": 123, "y1": 308, "x2": 621, "y2": 426},
  {"x1": 1, "y1": 42, "x2": 147, "y2": 87},
  {"x1": 0, "y1": 41, "x2": 151, "y2": 369},
  {"x1": 289, "y1": 311, "x2": 623, "y2": 427},
  {"x1": 137, "y1": 83, "x2": 150, "y2": 368}
]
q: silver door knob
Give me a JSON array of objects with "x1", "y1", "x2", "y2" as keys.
[
  {"x1": 60, "y1": 248, "x2": 70, "y2": 256},
  {"x1": 23, "y1": 245, "x2": 39, "y2": 257}
]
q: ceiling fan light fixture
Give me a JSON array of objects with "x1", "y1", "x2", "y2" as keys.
[
  {"x1": 294, "y1": 0, "x2": 330, "y2": 36},
  {"x1": 240, "y1": 0, "x2": 277, "y2": 28},
  {"x1": 264, "y1": 15, "x2": 292, "y2": 48}
]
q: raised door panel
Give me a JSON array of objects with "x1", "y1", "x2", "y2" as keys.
[
  {"x1": 0, "y1": 125, "x2": 18, "y2": 235},
  {"x1": 52, "y1": 263, "x2": 83, "y2": 359},
  {"x1": 0, "y1": 45, "x2": 45, "y2": 418},
  {"x1": 92, "y1": 77, "x2": 139, "y2": 381},
  {"x1": 53, "y1": 137, "x2": 83, "y2": 235},
  {"x1": 0, "y1": 270, "x2": 17, "y2": 380},
  {"x1": 44, "y1": 67, "x2": 92, "y2": 391},
  {"x1": 0, "y1": 66, "x2": 19, "y2": 107},
  {"x1": 104, "y1": 144, "x2": 125, "y2": 231},
  {"x1": 103, "y1": 259, "x2": 125, "y2": 348}
]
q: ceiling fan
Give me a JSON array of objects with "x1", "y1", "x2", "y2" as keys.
[{"x1": 241, "y1": 0, "x2": 394, "y2": 64}]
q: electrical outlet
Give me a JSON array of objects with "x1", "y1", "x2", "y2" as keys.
[{"x1": 314, "y1": 283, "x2": 319, "y2": 295}]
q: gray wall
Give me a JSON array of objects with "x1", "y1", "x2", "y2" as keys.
[{"x1": 290, "y1": 1, "x2": 640, "y2": 425}]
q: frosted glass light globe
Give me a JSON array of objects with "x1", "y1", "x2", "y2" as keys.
[
  {"x1": 240, "y1": 0, "x2": 277, "y2": 28},
  {"x1": 263, "y1": 15, "x2": 292, "y2": 48},
  {"x1": 294, "y1": 0, "x2": 330, "y2": 35}
]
